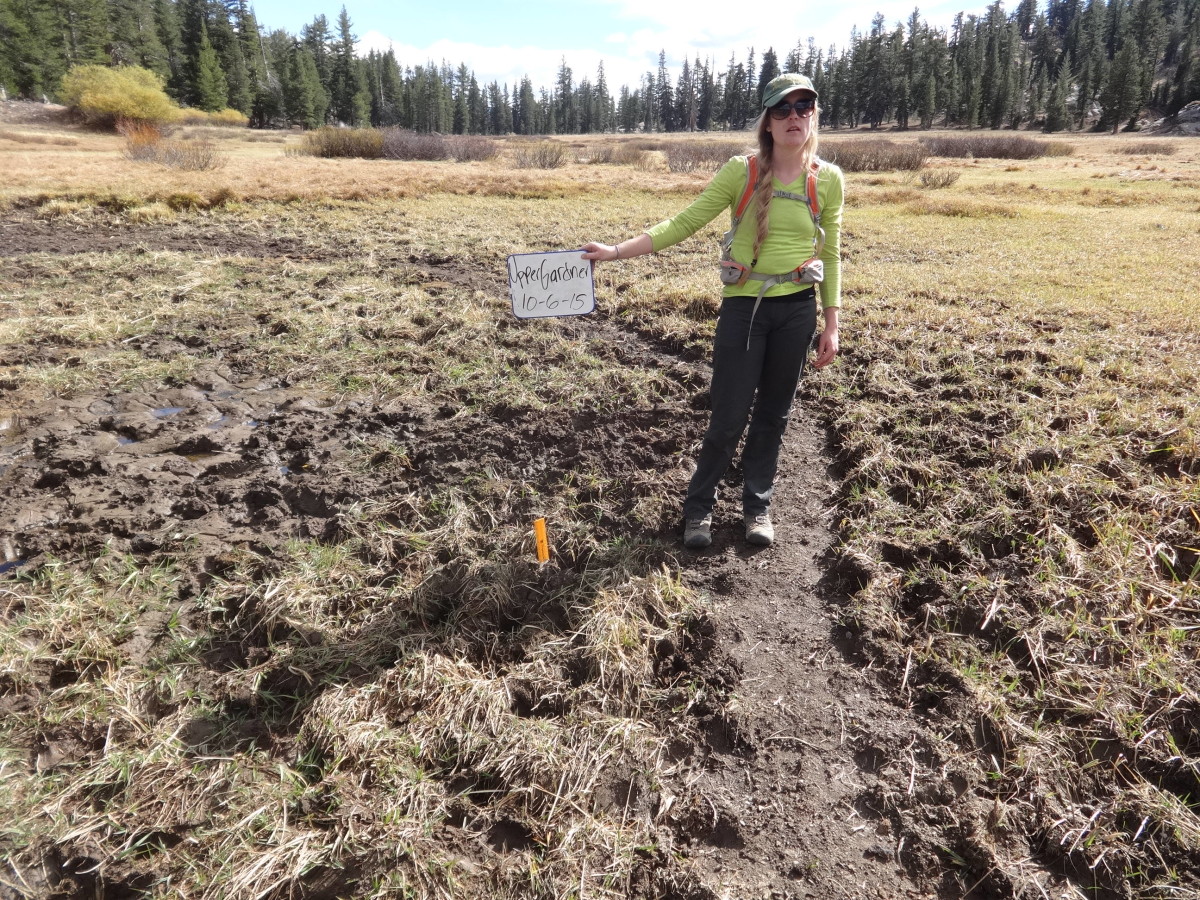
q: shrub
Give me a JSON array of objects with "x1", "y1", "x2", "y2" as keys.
[
  {"x1": 209, "y1": 108, "x2": 249, "y2": 127},
  {"x1": 513, "y1": 141, "x2": 569, "y2": 169},
  {"x1": 917, "y1": 134, "x2": 1072, "y2": 160},
  {"x1": 59, "y1": 65, "x2": 180, "y2": 128},
  {"x1": 1118, "y1": 140, "x2": 1177, "y2": 156},
  {"x1": 159, "y1": 139, "x2": 222, "y2": 171},
  {"x1": 380, "y1": 129, "x2": 447, "y2": 160},
  {"x1": 177, "y1": 108, "x2": 211, "y2": 126},
  {"x1": 663, "y1": 140, "x2": 747, "y2": 173},
  {"x1": 580, "y1": 143, "x2": 615, "y2": 164},
  {"x1": 612, "y1": 143, "x2": 652, "y2": 167},
  {"x1": 300, "y1": 126, "x2": 384, "y2": 159},
  {"x1": 120, "y1": 120, "x2": 223, "y2": 171},
  {"x1": 446, "y1": 134, "x2": 497, "y2": 162},
  {"x1": 821, "y1": 139, "x2": 928, "y2": 172},
  {"x1": 1043, "y1": 141, "x2": 1075, "y2": 157},
  {"x1": 119, "y1": 120, "x2": 166, "y2": 162},
  {"x1": 919, "y1": 169, "x2": 961, "y2": 189}
]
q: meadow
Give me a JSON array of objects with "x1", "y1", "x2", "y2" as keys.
[{"x1": 1, "y1": 111, "x2": 1199, "y2": 899}]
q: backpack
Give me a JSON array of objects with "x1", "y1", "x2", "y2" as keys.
[{"x1": 718, "y1": 154, "x2": 825, "y2": 289}]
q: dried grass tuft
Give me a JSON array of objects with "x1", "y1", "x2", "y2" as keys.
[
  {"x1": 381, "y1": 128, "x2": 448, "y2": 161},
  {"x1": 918, "y1": 134, "x2": 1070, "y2": 160},
  {"x1": 120, "y1": 120, "x2": 223, "y2": 171},
  {"x1": 446, "y1": 134, "x2": 498, "y2": 162},
  {"x1": 300, "y1": 126, "x2": 384, "y2": 159},
  {"x1": 512, "y1": 141, "x2": 570, "y2": 169},
  {"x1": 1118, "y1": 140, "x2": 1178, "y2": 156},
  {"x1": 919, "y1": 168, "x2": 961, "y2": 189},
  {"x1": 663, "y1": 139, "x2": 748, "y2": 173},
  {"x1": 822, "y1": 139, "x2": 928, "y2": 172}
]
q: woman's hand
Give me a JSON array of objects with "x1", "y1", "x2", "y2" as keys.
[
  {"x1": 580, "y1": 242, "x2": 619, "y2": 262},
  {"x1": 813, "y1": 327, "x2": 839, "y2": 368},
  {"x1": 580, "y1": 235, "x2": 650, "y2": 263},
  {"x1": 813, "y1": 306, "x2": 840, "y2": 369}
]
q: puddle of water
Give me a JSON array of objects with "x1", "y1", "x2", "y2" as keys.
[
  {"x1": 279, "y1": 465, "x2": 291, "y2": 475},
  {"x1": 0, "y1": 560, "x2": 26, "y2": 576},
  {"x1": 151, "y1": 406, "x2": 186, "y2": 419},
  {"x1": 245, "y1": 420, "x2": 260, "y2": 428},
  {"x1": 206, "y1": 415, "x2": 229, "y2": 430},
  {"x1": 117, "y1": 436, "x2": 138, "y2": 446}
]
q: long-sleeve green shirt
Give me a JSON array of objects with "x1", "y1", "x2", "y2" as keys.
[{"x1": 646, "y1": 155, "x2": 845, "y2": 309}]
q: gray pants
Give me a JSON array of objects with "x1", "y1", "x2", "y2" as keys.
[{"x1": 684, "y1": 291, "x2": 817, "y2": 520}]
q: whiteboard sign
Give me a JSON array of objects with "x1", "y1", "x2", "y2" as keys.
[{"x1": 507, "y1": 250, "x2": 596, "y2": 319}]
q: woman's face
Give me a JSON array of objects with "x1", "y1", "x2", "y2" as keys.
[{"x1": 766, "y1": 89, "x2": 816, "y2": 149}]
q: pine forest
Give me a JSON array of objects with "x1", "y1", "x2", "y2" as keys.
[{"x1": 1, "y1": 0, "x2": 1198, "y2": 133}]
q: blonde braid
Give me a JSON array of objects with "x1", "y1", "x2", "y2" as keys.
[{"x1": 751, "y1": 144, "x2": 773, "y2": 263}]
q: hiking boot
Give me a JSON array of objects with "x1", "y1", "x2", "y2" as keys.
[
  {"x1": 744, "y1": 512, "x2": 774, "y2": 547},
  {"x1": 683, "y1": 515, "x2": 713, "y2": 549}
]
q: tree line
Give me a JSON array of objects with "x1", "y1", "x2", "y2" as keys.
[{"x1": 1, "y1": 0, "x2": 1197, "y2": 132}]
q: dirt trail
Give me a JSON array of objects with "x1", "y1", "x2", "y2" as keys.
[{"x1": 673, "y1": 416, "x2": 933, "y2": 900}]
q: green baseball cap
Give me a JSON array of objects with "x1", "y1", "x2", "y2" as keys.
[{"x1": 762, "y1": 73, "x2": 818, "y2": 108}]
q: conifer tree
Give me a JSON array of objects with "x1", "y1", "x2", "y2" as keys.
[
  {"x1": 1044, "y1": 52, "x2": 1072, "y2": 130},
  {"x1": 194, "y1": 19, "x2": 228, "y2": 110},
  {"x1": 1168, "y1": 13, "x2": 1199, "y2": 114},
  {"x1": 655, "y1": 50, "x2": 673, "y2": 131},
  {"x1": 154, "y1": 0, "x2": 185, "y2": 100},
  {"x1": 756, "y1": 46, "x2": 779, "y2": 106},
  {"x1": 328, "y1": 6, "x2": 354, "y2": 123},
  {"x1": 517, "y1": 76, "x2": 535, "y2": 134},
  {"x1": 0, "y1": 0, "x2": 59, "y2": 98},
  {"x1": 675, "y1": 57, "x2": 694, "y2": 130},
  {"x1": 594, "y1": 61, "x2": 610, "y2": 132},
  {"x1": 1100, "y1": 35, "x2": 1141, "y2": 129},
  {"x1": 555, "y1": 57, "x2": 575, "y2": 133},
  {"x1": 283, "y1": 41, "x2": 320, "y2": 127},
  {"x1": 742, "y1": 47, "x2": 756, "y2": 122},
  {"x1": 57, "y1": 0, "x2": 109, "y2": 69},
  {"x1": 108, "y1": 0, "x2": 169, "y2": 77},
  {"x1": 695, "y1": 56, "x2": 714, "y2": 130},
  {"x1": 0, "y1": 0, "x2": 22, "y2": 93},
  {"x1": 301, "y1": 13, "x2": 332, "y2": 108}
]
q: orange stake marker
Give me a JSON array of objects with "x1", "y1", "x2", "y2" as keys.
[{"x1": 533, "y1": 517, "x2": 550, "y2": 563}]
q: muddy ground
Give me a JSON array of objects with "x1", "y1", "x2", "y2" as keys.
[{"x1": 1, "y1": 209, "x2": 1088, "y2": 900}]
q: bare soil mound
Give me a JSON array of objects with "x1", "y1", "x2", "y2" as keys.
[{"x1": 0, "y1": 100, "x2": 71, "y2": 127}]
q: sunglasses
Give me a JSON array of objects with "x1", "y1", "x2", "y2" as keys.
[{"x1": 768, "y1": 98, "x2": 817, "y2": 119}]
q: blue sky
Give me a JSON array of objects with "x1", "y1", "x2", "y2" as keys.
[{"x1": 249, "y1": 0, "x2": 998, "y2": 92}]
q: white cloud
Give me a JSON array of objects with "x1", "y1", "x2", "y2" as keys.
[
  {"x1": 358, "y1": 29, "x2": 655, "y2": 92},
  {"x1": 359, "y1": 0, "x2": 999, "y2": 95}
]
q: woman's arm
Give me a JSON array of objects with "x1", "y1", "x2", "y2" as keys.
[
  {"x1": 581, "y1": 233, "x2": 654, "y2": 262},
  {"x1": 582, "y1": 157, "x2": 746, "y2": 263},
  {"x1": 812, "y1": 164, "x2": 844, "y2": 369}
]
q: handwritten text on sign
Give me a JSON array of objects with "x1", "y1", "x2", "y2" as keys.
[{"x1": 507, "y1": 250, "x2": 595, "y2": 319}]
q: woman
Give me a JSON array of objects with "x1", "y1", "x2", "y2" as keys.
[{"x1": 582, "y1": 73, "x2": 843, "y2": 549}]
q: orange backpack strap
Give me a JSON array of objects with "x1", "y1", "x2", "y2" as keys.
[
  {"x1": 733, "y1": 154, "x2": 758, "y2": 221},
  {"x1": 805, "y1": 159, "x2": 821, "y2": 222}
]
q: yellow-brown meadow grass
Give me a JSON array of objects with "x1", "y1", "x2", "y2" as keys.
[{"x1": 2, "y1": 125, "x2": 1200, "y2": 897}]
